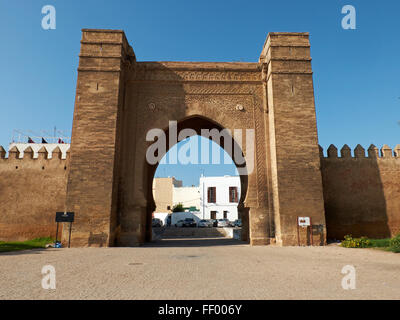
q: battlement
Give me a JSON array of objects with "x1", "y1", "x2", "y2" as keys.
[
  {"x1": 319, "y1": 144, "x2": 400, "y2": 159},
  {"x1": 0, "y1": 143, "x2": 70, "y2": 160},
  {"x1": 0, "y1": 144, "x2": 69, "y2": 242}
]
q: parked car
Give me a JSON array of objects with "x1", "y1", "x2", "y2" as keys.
[
  {"x1": 175, "y1": 220, "x2": 185, "y2": 227},
  {"x1": 210, "y1": 219, "x2": 218, "y2": 227},
  {"x1": 198, "y1": 219, "x2": 213, "y2": 228},
  {"x1": 233, "y1": 219, "x2": 242, "y2": 227},
  {"x1": 182, "y1": 218, "x2": 197, "y2": 227},
  {"x1": 152, "y1": 218, "x2": 163, "y2": 228},
  {"x1": 217, "y1": 219, "x2": 230, "y2": 227}
]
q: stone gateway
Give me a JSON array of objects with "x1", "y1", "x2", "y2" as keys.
[
  {"x1": 62, "y1": 29, "x2": 326, "y2": 247},
  {"x1": 0, "y1": 29, "x2": 399, "y2": 247}
]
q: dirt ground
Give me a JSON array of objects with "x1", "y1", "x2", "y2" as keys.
[{"x1": 0, "y1": 238, "x2": 399, "y2": 300}]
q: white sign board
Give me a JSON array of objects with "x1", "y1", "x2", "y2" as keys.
[{"x1": 298, "y1": 217, "x2": 311, "y2": 227}]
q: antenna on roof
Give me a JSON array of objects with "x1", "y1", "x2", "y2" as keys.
[{"x1": 10, "y1": 129, "x2": 71, "y2": 144}]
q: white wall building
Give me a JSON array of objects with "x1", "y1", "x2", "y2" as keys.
[
  {"x1": 173, "y1": 186, "x2": 200, "y2": 209},
  {"x1": 199, "y1": 175, "x2": 241, "y2": 221},
  {"x1": 170, "y1": 211, "x2": 202, "y2": 225},
  {"x1": 153, "y1": 175, "x2": 241, "y2": 223}
]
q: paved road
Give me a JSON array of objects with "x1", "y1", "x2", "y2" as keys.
[{"x1": 0, "y1": 238, "x2": 399, "y2": 299}]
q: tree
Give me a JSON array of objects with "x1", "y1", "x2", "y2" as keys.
[{"x1": 172, "y1": 203, "x2": 184, "y2": 212}]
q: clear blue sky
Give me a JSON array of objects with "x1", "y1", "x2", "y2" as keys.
[
  {"x1": 155, "y1": 136, "x2": 239, "y2": 186},
  {"x1": 1, "y1": 1, "x2": 399, "y2": 185}
]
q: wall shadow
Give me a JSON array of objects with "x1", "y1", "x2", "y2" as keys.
[
  {"x1": 321, "y1": 150, "x2": 391, "y2": 241},
  {"x1": 0, "y1": 248, "x2": 53, "y2": 256},
  {"x1": 143, "y1": 237, "x2": 247, "y2": 248}
]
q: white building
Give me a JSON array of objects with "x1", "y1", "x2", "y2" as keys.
[
  {"x1": 199, "y1": 175, "x2": 241, "y2": 221},
  {"x1": 153, "y1": 175, "x2": 241, "y2": 223},
  {"x1": 173, "y1": 186, "x2": 200, "y2": 209},
  {"x1": 152, "y1": 177, "x2": 200, "y2": 213}
]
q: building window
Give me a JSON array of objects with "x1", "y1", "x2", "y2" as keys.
[
  {"x1": 211, "y1": 211, "x2": 217, "y2": 220},
  {"x1": 223, "y1": 211, "x2": 228, "y2": 219},
  {"x1": 229, "y1": 187, "x2": 238, "y2": 203},
  {"x1": 207, "y1": 187, "x2": 216, "y2": 203}
]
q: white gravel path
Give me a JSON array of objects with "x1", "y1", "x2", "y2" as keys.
[{"x1": 0, "y1": 238, "x2": 399, "y2": 300}]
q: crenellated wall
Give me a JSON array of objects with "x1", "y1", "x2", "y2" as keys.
[
  {"x1": 0, "y1": 144, "x2": 70, "y2": 241},
  {"x1": 1, "y1": 29, "x2": 398, "y2": 246},
  {"x1": 2, "y1": 140, "x2": 399, "y2": 243},
  {"x1": 320, "y1": 144, "x2": 400, "y2": 240}
]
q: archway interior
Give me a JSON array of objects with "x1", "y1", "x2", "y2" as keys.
[{"x1": 145, "y1": 116, "x2": 249, "y2": 244}]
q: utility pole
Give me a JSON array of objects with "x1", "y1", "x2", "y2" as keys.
[{"x1": 202, "y1": 175, "x2": 205, "y2": 219}]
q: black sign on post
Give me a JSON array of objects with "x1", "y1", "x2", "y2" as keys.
[
  {"x1": 56, "y1": 212, "x2": 74, "y2": 223},
  {"x1": 55, "y1": 212, "x2": 75, "y2": 248}
]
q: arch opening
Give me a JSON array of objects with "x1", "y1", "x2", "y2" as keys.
[{"x1": 142, "y1": 115, "x2": 250, "y2": 245}]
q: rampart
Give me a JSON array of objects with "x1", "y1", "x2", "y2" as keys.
[
  {"x1": 1, "y1": 141, "x2": 399, "y2": 243},
  {"x1": 320, "y1": 144, "x2": 400, "y2": 240},
  {"x1": 0, "y1": 145, "x2": 69, "y2": 241}
]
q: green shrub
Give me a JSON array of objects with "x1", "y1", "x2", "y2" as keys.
[
  {"x1": 340, "y1": 234, "x2": 400, "y2": 253},
  {"x1": 341, "y1": 235, "x2": 372, "y2": 248},
  {"x1": 0, "y1": 237, "x2": 53, "y2": 252},
  {"x1": 172, "y1": 203, "x2": 184, "y2": 212},
  {"x1": 368, "y1": 238, "x2": 391, "y2": 247},
  {"x1": 389, "y1": 234, "x2": 400, "y2": 253}
]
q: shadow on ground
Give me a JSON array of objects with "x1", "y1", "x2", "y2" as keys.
[
  {"x1": 143, "y1": 237, "x2": 247, "y2": 248},
  {"x1": 0, "y1": 248, "x2": 50, "y2": 256}
]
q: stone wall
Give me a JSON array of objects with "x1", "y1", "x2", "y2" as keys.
[
  {"x1": 321, "y1": 144, "x2": 400, "y2": 240},
  {"x1": 4, "y1": 29, "x2": 398, "y2": 247},
  {"x1": 0, "y1": 145, "x2": 69, "y2": 241},
  {"x1": 261, "y1": 32, "x2": 327, "y2": 245},
  {"x1": 61, "y1": 29, "x2": 132, "y2": 247},
  {"x1": 62, "y1": 30, "x2": 327, "y2": 247},
  {"x1": 153, "y1": 177, "x2": 175, "y2": 213}
]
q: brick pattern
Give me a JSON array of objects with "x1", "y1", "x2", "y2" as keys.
[
  {"x1": 61, "y1": 30, "x2": 132, "y2": 247},
  {"x1": 262, "y1": 33, "x2": 327, "y2": 246},
  {"x1": 63, "y1": 30, "x2": 325, "y2": 247},
  {"x1": 3, "y1": 30, "x2": 399, "y2": 247},
  {"x1": 0, "y1": 148, "x2": 69, "y2": 241},
  {"x1": 321, "y1": 144, "x2": 400, "y2": 239}
]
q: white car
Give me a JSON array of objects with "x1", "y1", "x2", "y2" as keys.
[
  {"x1": 175, "y1": 220, "x2": 184, "y2": 227},
  {"x1": 198, "y1": 219, "x2": 213, "y2": 228},
  {"x1": 217, "y1": 219, "x2": 231, "y2": 227}
]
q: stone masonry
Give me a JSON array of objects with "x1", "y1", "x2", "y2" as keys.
[
  {"x1": 60, "y1": 29, "x2": 326, "y2": 247},
  {"x1": 1, "y1": 29, "x2": 399, "y2": 246},
  {"x1": 320, "y1": 144, "x2": 400, "y2": 239},
  {"x1": 0, "y1": 145, "x2": 69, "y2": 241}
]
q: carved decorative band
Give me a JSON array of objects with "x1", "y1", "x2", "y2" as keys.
[
  {"x1": 184, "y1": 87, "x2": 256, "y2": 95},
  {"x1": 130, "y1": 70, "x2": 261, "y2": 82},
  {"x1": 134, "y1": 83, "x2": 258, "y2": 95}
]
